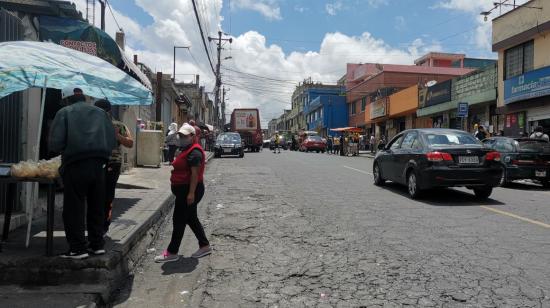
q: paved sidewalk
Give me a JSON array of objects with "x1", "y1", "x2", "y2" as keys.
[{"x1": 0, "y1": 152, "x2": 213, "y2": 307}]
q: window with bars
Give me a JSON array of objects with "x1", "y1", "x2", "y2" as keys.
[{"x1": 505, "y1": 40, "x2": 534, "y2": 80}]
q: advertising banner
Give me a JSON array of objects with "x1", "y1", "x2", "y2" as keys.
[
  {"x1": 420, "y1": 80, "x2": 452, "y2": 108},
  {"x1": 504, "y1": 65, "x2": 550, "y2": 104},
  {"x1": 370, "y1": 98, "x2": 387, "y2": 119},
  {"x1": 234, "y1": 110, "x2": 258, "y2": 130},
  {"x1": 39, "y1": 15, "x2": 122, "y2": 67}
]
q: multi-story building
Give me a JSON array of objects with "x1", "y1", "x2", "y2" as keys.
[
  {"x1": 268, "y1": 119, "x2": 278, "y2": 137},
  {"x1": 492, "y1": 0, "x2": 550, "y2": 136},
  {"x1": 302, "y1": 87, "x2": 348, "y2": 137},
  {"x1": 290, "y1": 79, "x2": 344, "y2": 135},
  {"x1": 346, "y1": 53, "x2": 479, "y2": 139},
  {"x1": 416, "y1": 63, "x2": 498, "y2": 134}
]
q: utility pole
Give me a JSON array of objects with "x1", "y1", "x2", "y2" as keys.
[
  {"x1": 222, "y1": 87, "x2": 228, "y2": 127},
  {"x1": 208, "y1": 31, "x2": 232, "y2": 128},
  {"x1": 98, "y1": 0, "x2": 106, "y2": 30}
]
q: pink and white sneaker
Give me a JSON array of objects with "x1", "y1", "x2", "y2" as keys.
[{"x1": 154, "y1": 250, "x2": 179, "y2": 263}]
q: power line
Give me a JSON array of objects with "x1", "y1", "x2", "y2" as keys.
[
  {"x1": 105, "y1": 0, "x2": 122, "y2": 31},
  {"x1": 191, "y1": 0, "x2": 216, "y2": 76}
]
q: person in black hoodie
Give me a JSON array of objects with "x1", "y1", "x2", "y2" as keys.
[{"x1": 49, "y1": 87, "x2": 116, "y2": 260}]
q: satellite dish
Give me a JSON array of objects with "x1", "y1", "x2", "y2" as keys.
[{"x1": 426, "y1": 80, "x2": 437, "y2": 87}]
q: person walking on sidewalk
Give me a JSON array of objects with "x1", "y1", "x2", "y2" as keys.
[
  {"x1": 49, "y1": 87, "x2": 116, "y2": 259},
  {"x1": 94, "y1": 99, "x2": 134, "y2": 235},
  {"x1": 165, "y1": 122, "x2": 179, "y2": 163},
  {"x1": 155, "y1": 123, "x2": 211, "y2": 263},
  {"x1": 326, "y1": 136, "x2": 333, "y2": 154},
  {"x1": 370, "y1": 135, "x2": 375, "y2": 153}
]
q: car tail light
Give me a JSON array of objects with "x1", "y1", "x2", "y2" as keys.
[
  {"x1": 426, "y1": 151, "x2": 453, "y2": 162},
  {"x1": 485, "y1": 151, "x2": 501, "y2": 162},
  {"x1": 511, "y1": 159, "x2": 534, "y2": 165}
]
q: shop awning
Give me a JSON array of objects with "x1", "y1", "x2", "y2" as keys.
[
  {"x1": 119, "y1": 47, "x2": 152, "y2": 90},
  {"x1": 330, "y1": 127, "x2": 363, "y2": 133},
  {"x1": 38, "y1": 15, "x2": 152, "y2": 91}
]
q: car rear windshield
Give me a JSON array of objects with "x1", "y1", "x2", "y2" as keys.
[
  {"x1": 308, "y1": 136, "x2": 322, "y2": 141},
  {"x1": 517, "y1": 140, "x2": 550, "y2": 153},
  {"x1": 425, "y1": 132, "x2": 479, "y2": 146},
  {"x1": 218, "y1": 134, "x2": 241, "y2": 143}
]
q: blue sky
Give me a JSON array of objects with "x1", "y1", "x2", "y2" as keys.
[
  {"x1": 96, "y1": 0, "x2": 510, "y2": 123},
  {"x1": 110, "y1": 0, "x2": 495, "y2": 58}
]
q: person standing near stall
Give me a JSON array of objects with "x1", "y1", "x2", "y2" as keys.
[
  {"x1": 94, "y1": 100, "x2": 134, "y2": 235},
  {"x1": 155, "y1": 123, "x2": 211, "y2": 262},
  {"x1": 165, "y1": 123, "x2": 179, "y2": 163},
  {"x1": 49, "y1": 87, "x2": 116, "y2": 259}
]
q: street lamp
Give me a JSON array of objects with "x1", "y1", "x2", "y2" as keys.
[{"x1": 173, "y1": 46, "x2": 190, "y2": 81}]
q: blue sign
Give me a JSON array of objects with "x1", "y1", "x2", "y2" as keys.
[
  {"x1": 504, "y1": 65, "x2": 550, "y2": 104},
  {"x1": 457, "y1": 102, "x2": 468, "y2": 117}
]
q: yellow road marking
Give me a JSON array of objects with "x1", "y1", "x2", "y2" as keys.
[
  {"x1": 480, "y1": 206, "x2": 550, "y2": 229},
  {"x1": 343, "y1": 165, "x2": 373, "y2": 176}
]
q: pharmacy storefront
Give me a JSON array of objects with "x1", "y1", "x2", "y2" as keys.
[{"x1": 503, "y1": 65, "x2": 550, "y2": 136}]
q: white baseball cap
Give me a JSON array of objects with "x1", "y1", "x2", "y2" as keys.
[{"x1": 178, "y1": 123, "x2": 196, "y2": 135}]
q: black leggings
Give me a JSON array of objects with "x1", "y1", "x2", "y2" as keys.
[
  {"x1": 104, "y1": 162, "x2": 121, "y2": 232},
  {"x1": 167, "y1": 183, "x2": 209, "y2": 254}
]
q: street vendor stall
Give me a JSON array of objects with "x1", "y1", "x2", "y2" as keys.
[
  {"x1": 0, "y1": 41, "x2": 153, "y2": 255},
  {"x1": 330, "y1": 127, "x2": 364, "y2": 156}
]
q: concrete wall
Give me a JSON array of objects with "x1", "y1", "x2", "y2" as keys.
[{"x1": 492, "y1": 0, "x2": 550, "y2": 46}]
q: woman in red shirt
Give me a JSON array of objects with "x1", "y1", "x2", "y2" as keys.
[{"x1": 155, "y1": 123, "x2": 211, "y2": 262}]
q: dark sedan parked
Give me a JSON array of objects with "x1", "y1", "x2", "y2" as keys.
[
  {"x1": 214, "y1": 133, "x2": 244, "y2": 158},
  {"x1": 373, "y1": 129, "x2": 503, "y2": 199},
  {"x1": 482, "y1": 137, "x2": 550, "y2": 187}
]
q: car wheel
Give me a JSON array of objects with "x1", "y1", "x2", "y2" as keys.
[
  {"x1": 473, "y1": 187, "x2": 493, "y2": 200},
  {"x1": 373, "y1": 163, "x2": 385, "y2": 186},
  {"x1": 541, "y1": 180, "x2": 550, "y2": 188},
  {"x1": 499, "y1": 167, "x2": 509, "y2": 187},
  {"x1": 407, "y1": 170, "x2": 422, "y2": 199},
  {"x1": 239, "y1": 153, "x2": 244, "y2": 158},
  {"x1": 214, "y1": 153, "x2": 221, "y2": 158},
  {"x1": 316, "y1": 150, "x2": 320, "y2": 153}
]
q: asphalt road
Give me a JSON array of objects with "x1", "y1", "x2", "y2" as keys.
[{"x1": 115, "y1": 149, "x2": 550, "y2": 307}]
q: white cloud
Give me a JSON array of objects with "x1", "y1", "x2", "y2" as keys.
[
  {"x1": 394, "y1": 16, "x2": 406, "y2": 31},
  {"x1": 434, "y1": 0, "x2": 529, "y2": 56},
  {"x1": 71, "y1": 0, "x2": 445, "y2": 127},
  {"x1": 368, "y1": 0, "x2": 389, "y2": 8},
  {"x1": 325, "y1": 1, "x2": 343, "y2": 16},
  {"x1": 434, "y1": 0, "x2": 494, "y2": 12},
  {"x1": 294, "y1": 5, "x2": 308, "y2": 13},
  {"x1": 231, "y1": 0, "x2": 282, "y2": 20}
]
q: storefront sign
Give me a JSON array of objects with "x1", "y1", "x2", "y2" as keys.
[
  {"x1": 457, "y1": 102, "x2": 468, "y2": 117},
  {"x1": 504, "y1": 65, "x2": 550, "y2": 104},
  {"x1": 420, "y1": 80, "x2": 452, "y2": 108},
  {"x1": 60, "y1": 40, "x2": 97, "y2": 56},
  {"x1": 370, "y1": 98, "x2": 387, "y2": 119},
  {"x1": 504, "y1": 112, "x2": 526, "y2": 137}
]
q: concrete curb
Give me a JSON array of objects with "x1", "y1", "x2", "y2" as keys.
[{"x1": 0, "y1": 152, "x2": 216, "y2": 306}]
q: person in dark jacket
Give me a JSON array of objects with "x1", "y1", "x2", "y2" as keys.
[
  {"x1": 94, "y1": 99, "x2": 134, "y2": 235},
  {"x1": 155, "y1": 123, "x2": 211, "y2": 263},
  {"x1": 475, "y1": 125, "x2": 487, "y2": 141},
  {"x1": 49, "y1": 87, "x2": 116, "y2": 260}
]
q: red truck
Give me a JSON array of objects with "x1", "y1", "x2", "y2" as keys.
[{"x1": 230, "y1": 108, "x2": 263, "y2": 152}]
